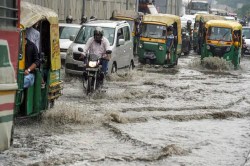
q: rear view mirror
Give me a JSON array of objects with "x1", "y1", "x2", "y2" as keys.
[
  {"x1": 118, "y1": 39, "x2": 125, "y2": 46},
  {"x1": 70, "y1": 35, "x2": 76, "y2": 41}
]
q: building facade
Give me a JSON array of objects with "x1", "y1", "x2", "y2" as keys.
[{"x1": 22, "y1": 0, "x2": 136, "y2": 23}]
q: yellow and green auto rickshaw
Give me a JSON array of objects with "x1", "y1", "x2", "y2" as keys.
[
  {"x1": 111, "y1": 10, "x2": 143, "y2": 55},
  {"x1": 15, "y1": 1, "x2": 63, "y2": 117},
  {"x1": 202, "y1": 20, "x2": 242, "y2": 69},
  {"x1": 193, "y1": 14, "x2": 225, "y2": 54},
  {"x1": 137, "y1": 14, "x2": 182, "y2": 66}
]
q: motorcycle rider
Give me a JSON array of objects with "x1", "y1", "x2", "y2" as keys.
[
  {"x1": 186, "y1": 20, "x2": 193, "y2": 49},
  {"x1": 80, "y1": 27, "x2": 111, "y2": 82},
  {"x1": 80, "y1": 15, "x2": 88, "y2": 24},
  {"x1": 66, "y1": 15, "x2": 73, "y2": 23}
]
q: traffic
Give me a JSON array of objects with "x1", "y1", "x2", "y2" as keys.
[{"x1": 1, "y1": 0, "x2": 250, "y2": 165}]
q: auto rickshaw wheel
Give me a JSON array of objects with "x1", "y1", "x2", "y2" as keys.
[
  {"x1": 48, "y1": 100, "x2": 55, "y2": 108},
  {"x1": 175, "y1": 57, "x2": 179, "y2": 65}
]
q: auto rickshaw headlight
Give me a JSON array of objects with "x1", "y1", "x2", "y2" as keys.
[
  {"x1": 226, "y1": 46, "x2": 231, "y2": 52},
  {"x1": 206, "y1": 45, "x2": 210, "y2": 50},
  {"x1": 139, "y1": 43, "x2": 143, "y2": 48},
  {"x1": 159, "y1": 45, "x2": 164, "y2": 51}
]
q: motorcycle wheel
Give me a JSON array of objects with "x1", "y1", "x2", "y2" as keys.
[{"x1": 86, "y1": 77, "x2": 92, "y2": 94}]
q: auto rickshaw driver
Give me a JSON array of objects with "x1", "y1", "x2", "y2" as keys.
[{"x1": 165, "y1": 26, "x2": 174, "y2": 63}]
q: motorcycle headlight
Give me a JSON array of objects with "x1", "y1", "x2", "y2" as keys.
[
  {"x1": 226, "y1": 46, "x2": 231, "y2": 52},
  {"x1": 206, "y1": 45, "x2": 210, "y2": 50},
  {"x1": 67, "y1": 46, "x2": 73, "y2": 58},
  {"x1": 159, "y1": 45, "x2": 164, "y2": 51},
  {"x1": 139, "y1": 44, "x2": 143, "y2": 48},
  {"x1": 88, "y1": 61, "x2": 97, "y2": 68}
]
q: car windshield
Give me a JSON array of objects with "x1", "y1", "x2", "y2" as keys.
[
  {"x1": 141, "y1": 24, "x2": 166, "y2": 39},
  {"x1": 207, "y1": 27, "x2": 232, "y2": 42},
  {"x1": 243, "y1": 28, "x2": 250, "y2": 39},
  {"x1": 59, "y1": 26, "x2": 80, "y2": 39},
  {"x1": 75, "y1": 26, "x2": 115, "y2": 45}
]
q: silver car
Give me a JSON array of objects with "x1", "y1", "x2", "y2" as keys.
[
  {"x1": 65, "y1": 20, "x2": 134, "y2": 75},
  {"x1": 59, "y1": 23, "x2": 81, "y2": 60}
]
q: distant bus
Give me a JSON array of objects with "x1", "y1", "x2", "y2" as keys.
[
  {"x1": 139, "y1": 0, "x2": 158, "y2": 14},
  {"x1": 0, "y1": 0, "x2": 20, "y2": 151},
  {"x1": 187, "y1": 0, "x2": 210, "y2": 15}
]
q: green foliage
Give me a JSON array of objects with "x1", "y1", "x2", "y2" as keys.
[
  {"x1": 216, "y1": 0, "x2": 250, "y2": 18},
  {"x1": 216, "y1": 0, "x2": 250, "y2": 8},
  {"x1": 236, "y1": 4, "x2": 250, "y2": 17}
]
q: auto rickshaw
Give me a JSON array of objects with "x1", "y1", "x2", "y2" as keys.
[
  {"x1": 15, "y1": 2, "x2": 63, "y2": 117},
  {"x1": 202, "y1": 20, "x2": 242, "y2": 69},
  {"x1": 193, "y1": 14, "x2": 225, "y2": 54},
  {"x1": 111, "y1": 10, "x2": 143, "y2": 55},
  {"x1": 137, "y1": 14, "x2": 182, "y2": 66}
]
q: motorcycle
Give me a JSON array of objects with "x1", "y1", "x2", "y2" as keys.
[
  {"x1": 78, "y1": 48, "x2": 111, "y2": 95},
  {"x1": 181, "y1": 28, "x2": 191, "y2": 56}
]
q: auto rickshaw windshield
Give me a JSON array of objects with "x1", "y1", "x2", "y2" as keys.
[
  {"x1": 141, "y1": 24, "x2": 166, "y2": 39},
  {"x1": 207, "y1": 27, "x2": 232, "y2": 42}
]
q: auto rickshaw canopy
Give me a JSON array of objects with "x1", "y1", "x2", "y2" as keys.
[
  {"x1": 20, "y1": 1, "x2": 61, "y2": 71},
  {"x1": 20, "y1": 1, "x2": 58, "y2": 28},
  {"x1": 205, "y1": 20, "x2": 242, "y2": 30},
  {"x1": 195, "y1": 14, "x2": 225, "y2": 22},
  {"x1": 143, "y1": 14, "x2": 180, "y2": 26}
]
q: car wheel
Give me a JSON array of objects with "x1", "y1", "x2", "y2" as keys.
[
  {"x1": 129, "y1": 60, "x2": 134, "y2": 71},
  {"x1": 111, "y1": 63, "x2": 117, "y2": 73}
]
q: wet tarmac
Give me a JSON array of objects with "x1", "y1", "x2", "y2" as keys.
[{"x1": 1, "y1": 51, "x2": 250, "y2": 166}]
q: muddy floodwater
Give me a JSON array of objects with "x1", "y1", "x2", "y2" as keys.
[{"x1": 1, "y1": 52, "x2": 250, "y2": 166}]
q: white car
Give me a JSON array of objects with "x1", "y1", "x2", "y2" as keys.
[
  {"x1": 59, "y1": 23, "x2": 81, "y2": 60},
  {"x1": 243, "y1": 26, "x2": 250, "y2": 54},
  {"x1": 65, "y1": 20, "x2": 134, "y2": 75}
]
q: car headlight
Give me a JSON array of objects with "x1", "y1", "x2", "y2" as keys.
[
  {"x1": 226, "y1": 46, "x2": 231, "y2": 52},
  {"x1": 159, "y1": 45, "x2": 164, "y2": 51},
  {"x1": 206, "y1": 45, "x2": 210, "y2": 50},
  {"x1": 66, "y1": 46, "x2": 73, "y2": 58},
  {"x1": 139, "y1": 44, "x2": 143, "y2": 48},
  {"x1": 88, "y1": 61, "x2": 97, "y2": 68}
]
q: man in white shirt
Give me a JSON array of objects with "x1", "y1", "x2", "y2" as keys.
[{"x1": 81, "y1": 27, "x2": 111, "y2": 74}]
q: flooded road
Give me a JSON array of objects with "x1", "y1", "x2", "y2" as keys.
[{"x1": 1, "y1": 52, "x2": 250, "y2": 166}]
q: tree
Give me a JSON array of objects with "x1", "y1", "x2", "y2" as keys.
[
  {"x1": 236, "y1": 4, "x2": 250, "y2": 18},
  {"x1": 216, "y1": 0, "x2": 250, "y2": 9}
]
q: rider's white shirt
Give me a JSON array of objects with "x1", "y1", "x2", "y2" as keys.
[{"x1": 83, "y1": 37, "x2": 110, "y2": 58}]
